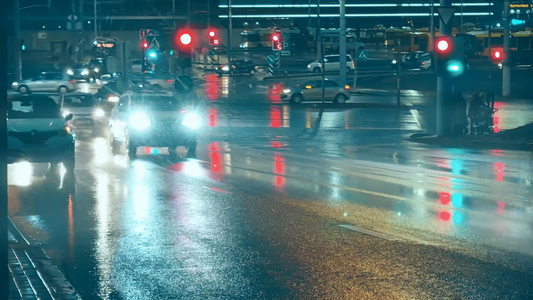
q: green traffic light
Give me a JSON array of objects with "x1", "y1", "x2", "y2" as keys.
[{"x1": 446, "y1": 60, "x2": 464, "y2": 76}]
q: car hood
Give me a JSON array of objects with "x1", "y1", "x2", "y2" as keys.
[{"x1": 8, "y1": 118, "x2": 66, "y2": 132}]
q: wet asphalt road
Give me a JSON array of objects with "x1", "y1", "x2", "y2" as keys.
[{"x1": 7, "y1": 74, "x2": 533, "y2": 299}]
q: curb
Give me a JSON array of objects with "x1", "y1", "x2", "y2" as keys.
[
  {"x1": 9, "y1": 219, "x2": 80, "y2": 299},
  {"x1": 409, "y1": 134, "x2": 533, "y2": 151}
]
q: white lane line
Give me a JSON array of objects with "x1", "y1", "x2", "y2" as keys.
[
  {"x1": 410, "y1": 108, "x2": 422, "y2": 129},
  {"x1": 338, "y1": 224, "x2": 402, "y2": 241}
]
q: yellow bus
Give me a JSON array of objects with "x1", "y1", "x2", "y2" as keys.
[{"x1": 384, "y1": 30, "x2": 430, "y2": 52}]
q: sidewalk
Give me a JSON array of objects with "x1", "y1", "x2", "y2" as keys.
[{"x1": 7, "y1": 219, "x2": 79, "y2": 300}]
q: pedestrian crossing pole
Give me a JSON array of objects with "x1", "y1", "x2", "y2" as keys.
[
  {"x1": 275, "y1": 51, "x2": 280, "y2": 68},
  {"x1": 208, "y1": 49, "x2": 216, "y2": 69}
]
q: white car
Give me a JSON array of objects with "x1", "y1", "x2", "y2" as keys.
[
  {"x1": 60, "y1": 93, "x2": 107, "y2": 134},
  {"x1": 307, "y1": 55, "x2": 356, "y2": 73},
  {"x1": 11, "y1": 72, "x2": 77, "y2": 94},
  {"x1": 7, "y1": 94, "x2": 76, "y2": 172}
]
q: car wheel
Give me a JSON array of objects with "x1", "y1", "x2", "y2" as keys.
[
  {"x1": 62, "y1": 149, "x2": 75, "y2": 173},
  {"x1": 186, "y1": 140, "x2": 197, "y2": 158},
  {"x1": 109, "y1": 131, "x2": 121, "y2": 155},
  {"x1": 58, "y1": 86, "x2": 69, "y2": 94},
  {"x1": 18, "y1": 85, "x2": 29, "y2": 94},
  {"x1": 125, "y1": 131, "x2": 137, "y2": 159},
  {"x1": 313, "y1": 67, "x2": 321, "y2": 74},
  {"x1": 249, "y1": 69, "x2": 255, "y2": 75},
  {"x1": 346, "y1": 67, "x2": 352, "y2": 73},
  {"x1": 291, "y1": 94, "x2": 303, "y2": 104},
  {"x1": 334, "y1": 94, "x2": 347, "y2": 104}
]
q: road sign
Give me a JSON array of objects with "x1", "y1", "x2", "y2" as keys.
[
  {"x1": 267, "y1": 55, "x2": 276, "y2": 64},
  {"x1": 67, "y1": 14, "x2": 78, "y2": 21},
  {"x1": 357, "y1": 50, "x2": 368, "y2": 61},
  {"x1": 437, "y1": 7, "x2": 456, "y2": 26},
  {"x1": 148, "y1": 37, "x2": 160, "y2": 50}
]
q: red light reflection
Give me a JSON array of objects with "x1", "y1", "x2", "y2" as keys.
[
  {"x1": 496, "y1": 201, "x2": 506, "y2": 214},
  {"x1": 209, "y1": 142, "x2": 223, "y2": 181},
  {"x1": 208, "y1": 108, "x2": 218, "y2": 127},
  {"x1": 273, "y1": 153, "x2": 285, "y2": 190},
  {"x1": 439, "y1": 192, "x2": 451, "y2": 205},
  {"x1": 270, "y1": 105, "x2": 281, "y2": 128},
  {"x1": 205, "y1": 74, "x2": 220, "y2": 101},
  {"x1": 493, "y1": 162, "x2": 505, "y2": 182},
  {"x1": 439, "y1": 211, "x2": 452, "y2": 222},
  {"x1": 271, "y1": 141, "x2": 282, "y2": 148},
  {"x1": 268, "y1": 83, "x2": 284, "y2": 103}
]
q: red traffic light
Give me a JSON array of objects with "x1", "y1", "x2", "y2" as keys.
[
  {"x1": 180, "y1": 33, "x2": 192, "y2": 45},
  {"x1": 213, "y1": 38, "x2": 219, "y2": 45},
  {"x1": 272, "y1": 34, "x2": 279, "y2": 42},
  {"x1": 491, "y1": 47, "x2": 505, "y2": 62},
  {"x1": 276, "y1": 43, "x2": 282, "y2": 50},
  {"x1": 434, "y1": 36, "x2": 453, "y2": 57},
  {"x1": 209, "y1": 30, "x2": 216, "y2": 37},
  {"x1": 142, "y1": 40, "x2": 149, "y2": 49}
]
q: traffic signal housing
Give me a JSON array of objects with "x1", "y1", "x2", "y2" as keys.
[
  {"x1": 208, "y1": 29, "x2": 220, "y2": 46},
  {"x1": 433, "y1": 36, "x2": 465, "y2": 78},
  {"x1": 272, "y1": 33, "x2": 282, "y2": 51},
  {"x1": 174, "y1": 29, "x2": 195, "y2": 69}
]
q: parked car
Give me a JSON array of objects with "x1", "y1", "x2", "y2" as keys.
[
  {"x1": 7, "y1": 94, "x2": 75, "y2": 171},
  {"x1": 216, "y1": 60, "x2": 258, "y2": 76},
  {"x1": 391, "y1": 51, "x2": 432, "y2": 71},
  {"x1": 60, "y1": 93, "x2": 107, "y2": 134},
  {"x1": 307, "y1": 55, "x2": 356, "y2": 73},
  {"x1": 108, "y1": 90, "x2": 200, "y2": 159},
  {"x1": 280, "y1": 79, "x2": 351, "y2": 104},
  {"x1": 11, "y1": 72, "x2": 77, "y2": 94}
]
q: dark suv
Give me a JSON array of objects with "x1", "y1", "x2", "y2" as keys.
[
  {"x1": 108, "y1": 90, "x2": 200, "y2": 159},
  {"x1": 216, "y1": 60, "x2": 257, "y2": 76}
]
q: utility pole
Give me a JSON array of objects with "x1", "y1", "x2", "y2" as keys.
[
  {"x1": 503, "y1": 0, "x2": 511, "y2": 97},
  {"x1": 339, "y1": 0, "x2": 347, "y2": 84},
  {"x1": 1, "y1": 0, "x2": 9, "y2": 296},
  {"x1": 430, "y1": 0, "x2": 435, "y2": 44},
  {"x1": 316, "y1": 0, "x2": 321, "y2": 61},
  {"x1": 436, "y1": 0, "x2": 454, "y2": 136},
  {"x1": 94, "y1": 0, "x2": 97, "y2": 40},
  {"x1": 71, "y1": 0, "x2": 77, "y2": 62},
  {"x1": 14, "y1": 0, "x2": 22, "y2": 80},
  {"x1": 79, "y1": 0, "x2": 84, "y2": 61},
  {"x1": 172, "y1": 0, "x2": 176, "y2": 28},
  {"x1": 228, "y1": 0, "x2": 232, "y2": 63}
]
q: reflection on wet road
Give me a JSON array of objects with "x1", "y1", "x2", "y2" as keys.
[{"x1": 7, "y1": 76, "x2": 533, "y2": 298}]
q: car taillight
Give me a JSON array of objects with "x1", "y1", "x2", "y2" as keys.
[
  {"x1": 344, "y1": 85, "x2": 350, "y2": 90},
  {"x1": 180, "y1": 109, "x2": 187, "y2": 114},
  {"x1": 69, "y1": 80, "x2": 76, "y2": 83},
  {"x1": 165, "y1": 79, "x2": 174, "y2": 82},
  {"x1": 421, "y1": 62, "x2": 426, "y2": 65}
]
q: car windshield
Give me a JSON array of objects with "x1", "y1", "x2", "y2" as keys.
[
  {"x1": 135, "y1": 95, "x2": 181, "y2": 111},
  {"x1": 63, "y1": 95, "x2": 96, "y2": 107},
  {"x1": 8, "y1": 96, "x2": 61, "y2": 119}
]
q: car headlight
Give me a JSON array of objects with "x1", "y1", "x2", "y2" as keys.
[
  {"x1": 94, "y1": 108, "x2": 105, "y2": 118},
  {"x1": 282, "y1": 88, "x2": 291, "y2": 94},
  {"x1": 182, "y1": 112, "x2": 201, "y2": 129},
  {"x1": 62, "y1": 110, "x2": 71, "y2": 118},
  {"x1": 81, "y1": 69, "x2": 89, "y2": 76},
  {"x1": 129, "y1": 111, "x2": 151, "y2": 130},
  {"x1": 392, "y1": 59, "x2": 398, "y2": 64},
  {"x1": 12, "y1": 82, "x2": 19, "y2": 86},
  {"x1": 222, "y1": 66, "x2": 229, "y2": 71},
  {"x1": 67, "y1": 69, "x2": 74, "y2": 76},
  {"x1": 94, "y1": 67, "x2": 100, "y2": 73},
  {"x1": 108, "y1": 96, "x2": 119, "y2": 103}
]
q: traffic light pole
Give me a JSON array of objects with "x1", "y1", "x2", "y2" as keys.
[
  {"x1": 436, "y1": 0, "x2": 454, "y2": 136},
  {"x1": 502, "y1": 0, "x2": 511, "y2": 97}
]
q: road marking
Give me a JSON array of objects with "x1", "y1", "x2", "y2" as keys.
[
  {"x1": 338, "y1": 224, "x2": 401, "y2": 241},
  {"x1": 409, "y1": 109, "x2": 422, "y2": 129},
  {"x1": 204, "y1": 186, "x2": 230, "y2": 194}
]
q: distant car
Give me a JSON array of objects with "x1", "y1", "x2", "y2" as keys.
[
  {"x1": 280, "y1": 79, "x2": 351, "y2": 104},
  {"x1": 67, "y1": 63, "x2": 100, "y2": 81},
  {"x1": 108, "y1": 90, "x2": 200, "y2": 159},
  {"x1": 11, "y1": 72, "x2": 77, "y2": 94},
  {"x1": 130, "y1": 73, "x2": 175, "y2": 90},
  {"x1": 216, "y1": 60, "x2": 258, "y2": 76},
  {"x1": 391, "y1": 51, "x2": 432, "y2": 71},
  {"x1": 307, "y1": 55, "x2": 356, "y2": 73},
  {"x1": 60, "y1": 93, "x2": 107, "y2": 134},
  {"x1": 7, "y1": 94, "x2": 75, "y2": 171}
]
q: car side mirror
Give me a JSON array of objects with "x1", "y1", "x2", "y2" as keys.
[{"x1": 65, "y1": 113, "x2": 73, "y2": 121}]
